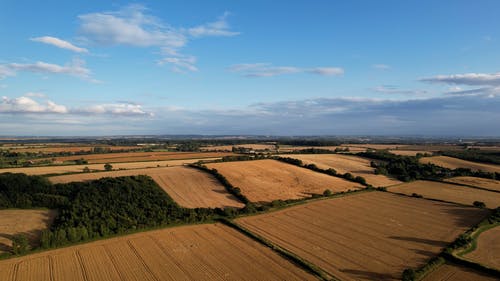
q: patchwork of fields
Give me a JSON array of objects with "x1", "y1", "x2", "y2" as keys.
[
  {"x1": 287, "y1": 154, "x2": 402, "y2": 187},
  {"x1": 420, "y1": 156, "x2": 500, "y2": 173},
  {"x1": 207, "y1": 159, "x2": 363, "y2": 202},
  {"x1": 0, "y1": 224, "x2": 316, "y2": 281},
  {"x1": 388, "y1": 180, "x2": 500, "y2": 208},
  {"x1": 235, "y1": 192, "x2": 488, "y2": 281},
  {"x1": 1, "y1": 146, "x2": 499, "y2": 280},
  {"x1": 50, "y1": 166, "x2": 244, "y2": 209}
]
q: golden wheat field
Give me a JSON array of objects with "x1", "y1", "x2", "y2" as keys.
[
  {"x1": 37, "y1": 151, "x2": 234, "y2": 164},
  {"x1": 0, "y1": 223, "x2": 316, "y2": 281},
  {"x1": 287, "y1": 154, "x2": 402, "y2": 187},
  {"x1": 388, "y1": 180, "x2": 500, "y2": 208},
  {"x1": 464, "y1": 226, "x2": 500, "y2": 270},
  {"x1": 419, "y1": 156, "x2": 500, "y2": 173},
  {"x1": 445, "y1": 176, "x2": 500, "y2": 192},
  {"x1": 235, "y1": 192, "x2": 488, "y2": 281},
  {"x1": 206, "y1": 159, "x2": 363, "y2": 202},
  {"x1": 49, "y1": 166, "x2": 245, "y2": 209},
  {"x1": 422, "y1": 263, "x2": 499, "y2": 281},
  {"x1": 0, "y1": 158, "x2": 222, "y2": 176},
  {"x1": 0, "y1": 210, "x2": 56, "y2": 254}
]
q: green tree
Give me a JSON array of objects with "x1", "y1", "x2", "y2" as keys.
[
  {"x1": 104, "y1": 163, "x2": 113, "y2": 171},
  {"x1": 11, "y1": 234, "x2": 29, "y2": 255},
  {"x1": 83, "y1": 166, "x2": 90, "y2": 173},
  {"x1": 323, "y1": 189, "x2": 333, "y2": 196},
  {"x1": 473, "y1": 201, "x2": 486, "y2": 208}
]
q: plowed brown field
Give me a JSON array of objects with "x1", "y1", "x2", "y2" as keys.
[
  {"x1": 422, "y1": 263, "x2": 499, "y2": 281},
  {"x1": 0, "y1": 210, "x2": 56, "y2": 254},
  {"x1": 235, "y1": 192, "x2": 488, "y2": 281},
  {"x1": 0, "y1": 224, "x2": 316, "y2": 281},
  {"x1": 40, "y1": 151, "x2": 234, "y2": 164},
  {"x1": 420, "y1": 156, "x2": 500, "y2": 173},
  {"x1": 206, "y1": 159, "x2": 363, "y2": 202},
  {"x1": 0, "y1": 158, "x2": 222, "y2": 176},
  {"x1": 464, "y1": 226, "x2": 500, "y2": 269},
  {"x1": 388, "y1": 180, "x2": 500, "y2": 208},
  {"x1": 287, "y1": 154, "x2": 401, "y2": 187},
  {"x1": 445, "y1": 177, "x2": 500, "y2": 192},
  {"x1": 49, "y1": 166, "x2": 244, "y2": 209}
]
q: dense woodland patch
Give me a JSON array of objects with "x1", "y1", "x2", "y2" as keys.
[{"x1": 0, "y1": 173, "x2": 218, "y2": 251}]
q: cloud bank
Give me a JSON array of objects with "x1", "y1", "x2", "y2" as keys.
[
  {"x1": 31, "y1": 36, "x2": 88, "y2": 53},
  {"x1": 228, "y1": 63, "x2": 344, "y2": 77}
]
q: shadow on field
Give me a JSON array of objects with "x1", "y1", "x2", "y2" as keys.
[
  {"x1": 340, "y1": 269, "x2": 395, "y2": 280},
  {"x1": 439, "y1": 205, "x2": 490, "y2": 228},
  {"x1": 388, "y1": 236, "x2": 448, "y2": 247},
  {"x1": 0, "y1": 233, "x2": 13, "y2": 252}
]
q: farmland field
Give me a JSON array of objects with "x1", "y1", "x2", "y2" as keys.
[
  {"x1": 464, "y1": 226, "x2": 500, "y2": 269},
  {"x1": 445, "y1": 176, "x2": 500, "y2": 192},
  {"x1": 287, "y1": 154, "x2": 402, "y2": 187},
  {"x1": 201, "y1": 143, "x2": 276, "y2": 151},
  {"x1": 235, "y1": 192, "x2": 488, "y2": 281},
  {"x1": 50, "y1": 166, "x2": 245, "y2": 209},
  {"x1": 206, "y1": 159, "x2": 363, "y2": 202},
  {"x1": 0, "y1": 209, "x2": 56, "y2": 254},
  {"x1": 422, "y1": 263, "x2": 499, "y2": 281},
  {"x1": 388, "y1": 180, "x2": 500, "y2": 208},
  {"x1": 6, "y1": 145, "x2": 138, "y2": 154},
  {"x1": 0, "y1": 157, "x2": 222, "y2": 176},
  {"x1": 38, "y1": 151, "x2": 234, "y2": 164},
  {"x1": 0, "y1": 223, "x2": 316, "y2": 281},
  {"x1": 419, "y1": 156, "x2": 500, "y2": 173}
]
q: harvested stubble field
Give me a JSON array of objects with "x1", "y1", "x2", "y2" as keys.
[
  {"x1": 0, "y1": 210, "x2": 56, "y2": 254},
  {"x1": 206, "y1": 159, "x2": 363, "y2": 202},
  {"x1": 0, "y1": 223, "x2": 316, "y2": 281},
  {"x1": 388, "y1": 150, "x2": 430, "y2": 156},
  {"x1": 388, "y1": 180, "x2": 500, "y2": 208},
  {"x1": 287, "y1": 154, "x2": 401, "y2": 187},
  {"x1": 445, "y1": 176, "x2": 500, "y2": 192},
  {"x1": 0, "y1": 158, "x2": 222, "y2": 176},
  {"x1": 10, "y1": 145, "x2": 138, "y2": 154},
  {"x1": 50, "y1": 166, "x2": 244, "y2": 209},
  {"x1": 419, "y1": 156, "x2": 500, "y2": 173},
  {"x1": 235, "y1": 192, "x2": 489, "y2": 281},
  {"x1": 201, "y1": 144, "x2": 276, "y2": 151},
  {"x1": 422, "y1": 263, "x2": 499, "y2": 281},
  {"x1": 39, "y1": 151, "x2": 234, "y2": 164},
  {"x1": 464, "y1": 226, "x2": 500, "y2": 269}
]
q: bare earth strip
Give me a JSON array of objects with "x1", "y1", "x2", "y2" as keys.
[
  {"x1": 207, "y1": 159, "x2": 363, "y2": 203},
  {"x1": 445, "y1": 176, "x2": 500, "y2": 192},
  {"x1": 0, "y1": 224, "x2": 316, "y2": 281},
  {"x1": 235, "y1": 192, "x2": 488, "y2": 281},
  {"x1": 287, "y1": 154, "x2": 402, "y2": 187},
  {"x1": 422, "y1": 263, "x2": 499, "y2": 281},
  {"x1": 0, "y1": 209, "x2": 56, "y2": 254},
  {"x1": 0, "y1": 157, "x2": 222, "y2": 176},
  {"x1": 464, "y1": 226, "x2": 500, "y2": 269},
  {"x1": 388, "y1": 180, "x2": 500, "y2": 208},
  {"x1": 49, "y1": 166, "x2": 244, "y2": 209},
  {"x1": 420, "y1": 156, "x2": 500, "y2": 173}
]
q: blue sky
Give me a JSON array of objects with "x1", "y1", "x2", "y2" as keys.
[{"x1": 1, "y1": 0, "x2": 500, "y2": 136}]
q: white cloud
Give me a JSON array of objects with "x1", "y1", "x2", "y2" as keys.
[
  {"x1": 1, "y1": 59, "x2": 99, "y2": 82},
  {"x1": 31, "y1": 36, "x2": 88, "y2": 53},
  {"x1": 421, "y1": 72, "x2": 500, "y2": 86},
  {"x1": 307, "y1": 67, "x2": 344, "y2": 76},
  {"x1": 0, "y1": 96, "x2": 68, "y2": 114},
  {"x1": 0, "y1": 65, "x2": 15, "y2": 79},
  {"x1": 373, "y1": 85, "x2": 427, "y2": 95},
  {"x1": 78, "y1": 103, "x2": 152, "y2": 116},
  {"x1": 78, "y1": 4, "x2": 239, "y2": 72},
  {"x1": 188, "y1": 12, "x2": 240, "y2": 37},
  {"x1": 372, "y1": 64, "x2": 391, "y2": 70},
  {"x1": 25, "y1": 92, "x2": 46, "y2": 98},
  {"x1": 228, "y1": 63, "x2": 344, "y2": 77}
]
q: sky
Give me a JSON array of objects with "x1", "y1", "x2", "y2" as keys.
[{"x1": 1, "y1": 0, "x2": 500, "y2": 136}]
